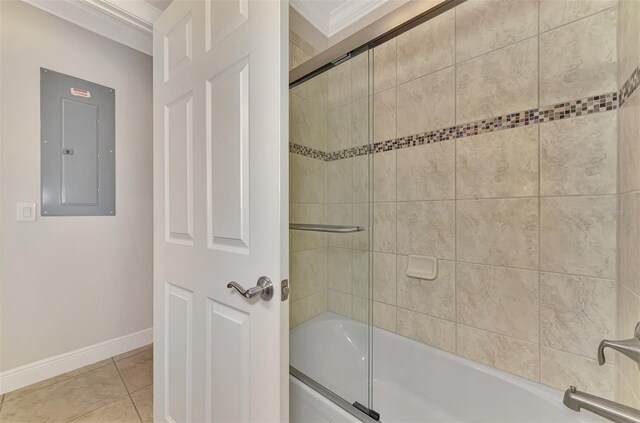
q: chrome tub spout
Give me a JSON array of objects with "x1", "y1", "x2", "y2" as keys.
[{"x1": 563, "y1": 386, "x2": 640, "y2": 423}]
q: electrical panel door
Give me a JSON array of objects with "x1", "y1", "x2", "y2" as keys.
[{"x1": 40, "y1": 68, "x2": 115, "y2": 216}]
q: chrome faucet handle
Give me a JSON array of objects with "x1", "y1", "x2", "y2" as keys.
[{"x1": 598, "y1": 322, "x2": 640, "y2": 366}]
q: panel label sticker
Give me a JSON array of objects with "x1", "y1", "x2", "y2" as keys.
[{"x1": 70, "y1": 87, "x2": 91, "y2": 98}]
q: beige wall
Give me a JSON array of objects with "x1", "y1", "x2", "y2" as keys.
[
  {"x1": 617, "y1": 0, "x2": 640, "y2": 409},
  {"x1": 0, "y1": 1, "x2": 153, "y2": 371},
  {"x1": 291, "y1": 0, "x2": 625, "y2": 400}
]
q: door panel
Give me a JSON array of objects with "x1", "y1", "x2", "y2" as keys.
[
  {"x1": 206, "y1": 57, "x2": 249, "y2": 251},
  {"x1": 164, "y1": 93, "x2": 194, "y2": 244},
  {"x1": 153, "y1": 1, "x2": 288, "y2": 422},
  {"x1": 165, "y1": 282, "x2": 193, "y2": 423},
  {"x1": 206, "y1": 299, "x2": 250, "y2": 423},
  {"x1": 205, "y1": 0, "x2": 248, "y2": 50},
  {"x1": 164, "y1": 13, "x2": 192, "y2": 82}
]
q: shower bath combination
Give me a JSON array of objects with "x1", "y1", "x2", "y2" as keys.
[{"x1": 287, "y1": 0, "x2": 640, "y2": 421}]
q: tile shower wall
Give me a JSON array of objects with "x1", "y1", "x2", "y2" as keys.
[
  {"x1": 288, "y1": 30, "x2": 332, "y2": 327},
  {"x1": 370, "y1": 0, "x2": 620, "y2": 397},
  {"x1": 324, "y1": 53, "x2": 372, "y2": 324},
  {"x1": 291, "y1": 0, "x2": 625, "y2": 397},
  {"x1": 289, "y1": 69, "x2": 329, "y2": 326},
  {"x1": 289, "y1": 51, "x2": 373, "y2": 327},
  {"x1": 617, "y1": 0, "x2": 640, "y2": 409}
]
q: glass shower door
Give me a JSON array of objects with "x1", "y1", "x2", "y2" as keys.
[{"x1": 289, "y1": 48, "x2": 374, "y2": 414}]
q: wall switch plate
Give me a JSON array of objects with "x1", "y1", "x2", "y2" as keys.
[{"x1": 17, "y1": 203, "x2": 37, "y2": 222}]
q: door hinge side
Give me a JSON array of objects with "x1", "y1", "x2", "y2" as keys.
[{"x1": 281, "y1": 279, "x2": 290, "y2": 301}]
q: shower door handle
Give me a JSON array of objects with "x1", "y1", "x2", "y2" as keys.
[{"x1": 227, "y1": 276, "x2": 274, "y2": 301}]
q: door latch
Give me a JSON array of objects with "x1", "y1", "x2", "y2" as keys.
[
  {"x1": 281, "y1": 279, "x2": 289, "y2": 301},
  {"x1": 62, "y1": 148, "x2": 74, "y2": 155}
]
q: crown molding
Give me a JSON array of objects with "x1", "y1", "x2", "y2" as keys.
[
  {"x1": 83, "y1": 0, "x2": 160, "y2": 32},
  {"x1": 21, "y1": 0, "x2": 162, "y2": 55},
  {"x1": 329, "y1": 0, "x2": 388, "y2": 36},
  {"x1": 289, "y1": 0, "x2": 330, "y2": 36},
  {"x1": 290, "y1": 0, "x2": 392, "y2": 38}
]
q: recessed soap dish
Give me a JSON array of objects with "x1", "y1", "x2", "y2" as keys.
[{"x1": 406, "y1": 255, "x2": 438, "y2": 280}]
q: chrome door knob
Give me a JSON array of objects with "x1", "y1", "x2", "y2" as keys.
[{"x1": 227, "y1": 276, "x2": 273, "y2": 301}]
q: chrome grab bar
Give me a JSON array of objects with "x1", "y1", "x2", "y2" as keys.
[
  {"x1": 289, "y1": 223, "x2": 365, "y2": 233},
  {"x1": 564, "y1": 386, "x2": 640, "y2": 423}
]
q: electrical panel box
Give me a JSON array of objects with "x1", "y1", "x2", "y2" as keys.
[{"x1": 40, "y1": 68, "x2": 115, "y2": 216}]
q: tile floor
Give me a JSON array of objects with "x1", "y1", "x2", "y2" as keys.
[{"x1": 0, "y1": 344, "x2": 153, "y2": 423}]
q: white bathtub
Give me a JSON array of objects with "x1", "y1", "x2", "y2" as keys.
[{"x1": 290, "y1": 312, "x2": 605, "y2": 423}]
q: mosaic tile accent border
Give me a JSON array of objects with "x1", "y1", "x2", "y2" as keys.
[
  {"x1": 290, "y1": 90, "x2": 619, "y2": 162},
  {"x1": 620, "y1": 66, "x2": 640, "y2": 107},
  {"x1": 289, "y1": 143, "x2": 328, "y2": 161}
]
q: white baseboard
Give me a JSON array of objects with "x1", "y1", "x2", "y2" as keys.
[{"x1": 0, "y1": 327, "x2": 153, "y2": 395}]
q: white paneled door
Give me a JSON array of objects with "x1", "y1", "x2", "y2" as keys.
[{"x1": 153, "y1": 0, "x2": 288, "y2": 421}]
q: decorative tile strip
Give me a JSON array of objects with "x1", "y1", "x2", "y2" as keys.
[
  {"x1": 289, "y1": 143, "x2": 328, "y2": 161},
  {"x1": 290, "y1": 90, "x2": 619, "y2": 161},
  {"x1": 326, "y1": 144, "x2": 372, "y2": 161},
  {"x1": 620, "y1": 66, "x2": 640, "y2": 107},
  {"x1": 538, "y1": 92, "x2": 617, "y2": 122}
]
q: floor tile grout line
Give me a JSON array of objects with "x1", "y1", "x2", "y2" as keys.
[
  {"x1": 113, "y1": 354, "x2": 144, "y2": 422},
  {"x1": 129, "y1": 383, "x2": 153, "y2": 396},
  {"x1": 3, "y1": 360, "x2": 115, "y2": 403},
  {"x1": 130, "y1": 393, "x2": 145, "y2": 423},
  {"x1": 63, "y1": 392, "x2": 131, "y2": 423},
  {"x1": 113, "y1": 345, "x2": 153, "y2": 363},
  {"x1": 2, "y1": 347, "x2": 152, "y2": 422},
  {"x1": 113, "y1": 355, "x2": 132, "y2": 395}
]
